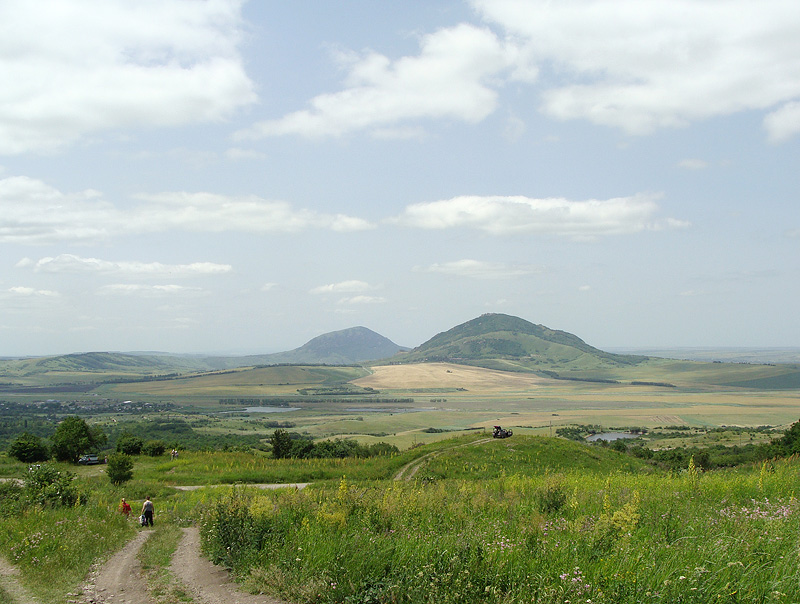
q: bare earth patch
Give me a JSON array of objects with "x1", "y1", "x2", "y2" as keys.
[
  {"x1": 171, "y1": 527, "x2": 285, "y2": 604},
  {"x1": 0, "y1": 556, "x2": 37, "y2": 604},
  {"x1": 79, "y1": 529, "x2": 154, "y2": 604},
  {"x1": 353, "y1": 362, "x2": 544, "y2": 391}
]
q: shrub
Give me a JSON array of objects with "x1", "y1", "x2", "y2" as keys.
[
  {"x1": 116, "y1": 432, "x2": 144, "y2": 455},
  {"x1": 24, "y1": 464, "x2": 85, "y2": 507},
  {"x1": 0, "y1": 480, "x2": 24, "y2": 517},
  {"x1": 7, "y1": 432, "x2": 49, "y2": 463},
  {"x1": 142, "y1": 440, "x2": 167, "y2": 457},
  {"x1": 106, "y1": 453, "x2": 134, "y2": 486}
]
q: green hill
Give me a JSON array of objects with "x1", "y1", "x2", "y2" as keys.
[{"x1": 391, "y1": 313, "x2": 647, "y2": 373}]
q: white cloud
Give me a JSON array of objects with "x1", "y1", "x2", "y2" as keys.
[
  {"x1": 310, "y1": 280, "x2": 374, "y2": 295},
  {"x1": 0, "y1": 0, "x2": 255, "y2": 155},
  {"x1": 0, "y1": 177, "x2": 374, "y2": 244},
  {"x1": 419, "y1": 259, "x2": 541, "y2": 279},
  {"x1": 6, "y1": 286, "x2": 59, "y2": 297},
  {"x1": 131, "y1": 192, "x2": 375, "y2": 234},
  {"x1": 472, "y1": 0, "x2": 800, "y2": 139},
  {"x1": 235, "y1": 24, "x2": 522, "y2": 140},
  {"x1": 98, "y1": 284, "x2": 204, "y2": 297},
  {"x1": 677, "y1": 159, "x2": 709, "y2": 170},
  {"x1": 338, "y1": 295, "x2": 386, "y2": 305},
  {"x1": 764, "y1": 101, "x2": 800, "y2": 143},
  {"x1": 0, "y1": 176, "x2": 117, "y2": 243},
  {"x1": 17, "y1": 254, "x2": 232, "y2": 277},
  {"x1": 392, "y1": 193, "x2": 686, "y2": 238},
  {"x1": 225, "y1": 147, "x2": 268, "y2": 161}
]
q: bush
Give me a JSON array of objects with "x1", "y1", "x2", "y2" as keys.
[
  {"x1": 116, "y1": 432, "x2": 144, "y2": 455},
  {"x1": 142, "y1": 440, "x2": 167, "y2": 457},
  {"x1": 24, "y1": 464, "x2": 85, "y2": 507},
  {"x1": 7, "y1": 432, "x2": 49, "y2": 463},
  {"x1": 106, "y1": 453, "x2": 134, "y2": 486},
  {"x1": 270, "y1": 429, "x2": 293, "y2": 459}
]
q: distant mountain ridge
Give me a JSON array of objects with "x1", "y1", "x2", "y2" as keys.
[
  {"x1": 0, "y1": 315, "x2": 639, "y2": 377},
  {"x1": 0, "y1": 326, "x2": 406, "y2": 376}
]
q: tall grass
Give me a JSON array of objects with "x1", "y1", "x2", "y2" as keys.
[
  {"x1": 130, "y1": 448, "x2": 419, "y2": 485},
  {"x1": 0, "y1": 499, "x2": 135, "y2": 602},
  {"x1": 201, "y1": 455, "x2": 800, "y2": 603}
]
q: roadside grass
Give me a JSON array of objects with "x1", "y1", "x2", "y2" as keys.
[
  {"x1": 0, "y1": 456, "x2": 28, "y2": 479},
  {"x1": 0, "y1": 500, "x2": 135, "y2": 603}
]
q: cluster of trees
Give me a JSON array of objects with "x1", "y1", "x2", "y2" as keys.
[
  {"x1": 269, "y1": 429, "x2": 398, "y2": 459},
  {"x1": 5, "y1": 416, "x2": 169, "y2": 464},
  {"x1": 8, "y1": 416, "x2": 106, "y2": 464}
]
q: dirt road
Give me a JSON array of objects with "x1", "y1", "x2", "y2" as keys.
[
  {"x1": 171, "y1": 527, "x2": 284, "y2": 604},
  {"x1": 80, "y1": 529, "x2": 155, "y2": 604},
  {"x1": 76, "y1": 525, "x2": 286, "y2": 604}
]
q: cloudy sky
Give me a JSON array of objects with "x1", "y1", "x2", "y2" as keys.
[{"x1": 2, "y1": 0, "x2": 799, "y2": 356}]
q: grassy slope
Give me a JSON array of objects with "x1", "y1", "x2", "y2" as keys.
[{"x1": 0, "y1": 433, "x2": 796, "y2": 602}]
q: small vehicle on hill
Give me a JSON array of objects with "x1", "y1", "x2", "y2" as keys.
[
  {"x1": 493, "y1": 425, "x2": 513, "y2": 438},
  {"x1": 78, "y1": 454, "x2": 101, "y2": 465}
]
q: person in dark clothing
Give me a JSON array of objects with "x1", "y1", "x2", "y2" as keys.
[{"x1": 141, "y1": 496, "x2": 154, "y2": 526}]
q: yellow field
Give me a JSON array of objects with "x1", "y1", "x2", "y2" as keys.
[{"x1": 353, "y1": 362, "x2": 547, "y2": 391}]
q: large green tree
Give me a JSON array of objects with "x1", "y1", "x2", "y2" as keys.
[{"x1": 50, "y1": 416, "x2": 106, "y2": 463}]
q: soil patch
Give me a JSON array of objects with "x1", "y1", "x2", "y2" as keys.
[
  {"x1": 0, "y1": 556, "x2": 37, "y2": 604},
  {"x1": 79, "y1": 529, "x2": 154, "y2": 604},
  {"x1": 171, "y1": 527, "x2": 285, "y2": 604}
]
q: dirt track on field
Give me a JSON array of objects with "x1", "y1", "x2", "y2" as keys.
[
  {"x1": 74, "y1": 525, "x2": 286, "y2": 604},
  {"x1": 79, "y1": 529, "x2": 154, "y2": 604}
]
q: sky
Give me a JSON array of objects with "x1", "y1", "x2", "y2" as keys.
[{"x1": 1, "y1": 0, "x2": 799, "y2": 356}]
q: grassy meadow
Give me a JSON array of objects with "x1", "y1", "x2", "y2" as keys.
[
  {"x1": 200, "y1": 436, "x2": 800, "y2": 604},
  {"x1": 1, "y1": 434, "x2": 800, "y2": 603}
]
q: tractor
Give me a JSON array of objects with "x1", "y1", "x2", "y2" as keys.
[{"x1": 492, "y1": 425, "x2": 513, "y2": 438}]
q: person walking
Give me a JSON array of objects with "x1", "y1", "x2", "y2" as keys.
[
  {"x1": 119, "y1": 498, "x2": 131, "y2": 517},
  {"x1": 141, "y1": 496, "x2": 154, "y2": 527}
]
